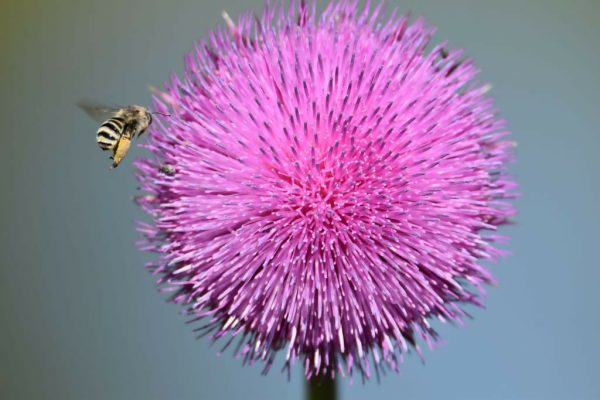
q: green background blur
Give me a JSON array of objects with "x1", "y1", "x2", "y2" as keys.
[{"x1": 1, "y1": 0, "x2": 599, "y2": 399}]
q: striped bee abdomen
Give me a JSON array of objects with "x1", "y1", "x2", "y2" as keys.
[{"x1": 96, "y1": 117, "x2": 124, "y2": 151}]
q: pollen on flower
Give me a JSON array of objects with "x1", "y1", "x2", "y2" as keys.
[{"x1": 135, "y1": 0, "x2": 517, "y2": 380}]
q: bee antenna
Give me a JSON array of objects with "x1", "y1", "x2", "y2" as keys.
[{"x1": 151, "y1": 111, "x2": 171, "y2": 117}]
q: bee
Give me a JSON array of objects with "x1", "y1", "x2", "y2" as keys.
[{"x1": 78, "y1": 101, "x2": 168, "y2": 168}]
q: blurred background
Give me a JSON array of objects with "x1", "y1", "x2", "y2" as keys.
[{"x1": 0, "y1": 0, "x2": 598, "y2": 399}]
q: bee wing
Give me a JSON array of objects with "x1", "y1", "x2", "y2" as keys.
[{"x1": 77, "y1": 100, "x2": 123, "y2": 122}]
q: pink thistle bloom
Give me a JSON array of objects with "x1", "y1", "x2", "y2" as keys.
[{"x1": 136, "y1": 0, "x2": 517, "y2": 380}]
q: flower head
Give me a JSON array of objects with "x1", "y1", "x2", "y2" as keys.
[{"x1": 136, "y1": 0, "x2": 516, "y2": 380}]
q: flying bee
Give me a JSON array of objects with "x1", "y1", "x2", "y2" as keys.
[{"x1": 78, "y1": 101, "x2": 168, "y2": 168}]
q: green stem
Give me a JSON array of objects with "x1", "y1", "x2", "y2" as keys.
[{"x1": 306, "y1": 376, "x2": 337, "y2": 400}]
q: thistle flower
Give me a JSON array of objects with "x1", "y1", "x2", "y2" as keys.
[{"x1": 136, "y1": 0, "x2": 516, "y2": 380}]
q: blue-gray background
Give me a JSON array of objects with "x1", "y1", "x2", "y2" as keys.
[{"x1": 1, "y1": 0, "x2": 598, "y2": 399}]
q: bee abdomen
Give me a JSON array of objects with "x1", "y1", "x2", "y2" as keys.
[{"x1": 96, "y1": 117, "x2": 124, "y2": 151}]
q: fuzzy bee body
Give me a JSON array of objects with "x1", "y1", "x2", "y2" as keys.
[
  {"x1": 79, "y1": 102, "x2": 154, "y2": 168},
  {"x1": 96, "y1": 116, "x2": 126, "y2": 151}
]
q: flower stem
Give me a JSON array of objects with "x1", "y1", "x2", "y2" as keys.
[{"x1": 306, "y1": 376, "x2": 337, "y2": 400}]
